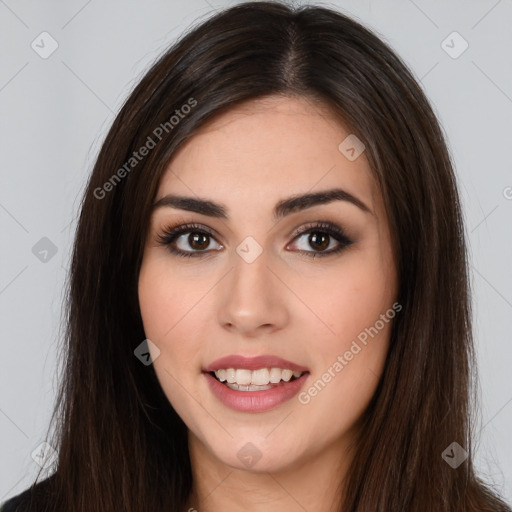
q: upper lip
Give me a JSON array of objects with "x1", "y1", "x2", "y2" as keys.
[{"x1": 203, "y1": 354, "x2": 309, "y2": 373}]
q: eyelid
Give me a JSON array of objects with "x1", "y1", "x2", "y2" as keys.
[
  {"x1": 287, "y1": 220, "x2": 353, "y2": 252},
  {"x1": 155, "y1": 222, "x2": 220, "y2": 246},
  {"x1": 156, "y1": 219, "x2": 353, "y2": 258}
]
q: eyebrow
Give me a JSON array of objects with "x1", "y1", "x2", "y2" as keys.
[{"x1": 152, "y1": 188, "x2": 372, "y2": 221}]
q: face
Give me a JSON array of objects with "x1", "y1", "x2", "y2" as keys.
[{"x1": 138, "y1": 95, "x2": 398, "y2": 474}]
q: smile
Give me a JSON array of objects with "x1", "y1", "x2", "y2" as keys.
[
  {"x1": 202, "y1": 354, "x2": 310, "y2": 412},
  {"x1": 213, "y1": 367, "x2": 305, "y2": 389}
]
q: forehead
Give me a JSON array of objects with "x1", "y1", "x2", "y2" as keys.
[{"x1": 156, "y1": 95, "x2": 377, "y2": 212}]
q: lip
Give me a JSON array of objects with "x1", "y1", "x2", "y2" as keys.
[
  {"x1": 203, "y1": 371, "x2": 310, "y2": 413},
  {"x1": 203, "y1": 354, "x2": 309, "y2": 372}
]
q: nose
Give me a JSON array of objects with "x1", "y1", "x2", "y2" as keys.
[{"x1": 217, "y1": 247, "x2": 289, "y2": 337}]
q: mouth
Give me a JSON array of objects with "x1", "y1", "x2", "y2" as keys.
[
  {"x1": 202, "y1": 355, "x2": 310, "y2": 412},
  {"x1": 207, "y1": 368, "x2": 307, "y2": 391}
]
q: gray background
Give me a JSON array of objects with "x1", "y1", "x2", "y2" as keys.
[{"x1": 1, "y1": 0, "x2": 511, "y2": 504}]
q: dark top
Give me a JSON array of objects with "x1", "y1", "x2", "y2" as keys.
[
  {"x1": 1, "y1": 475, "x2": 54, "y2": 512},
  {"x1": 1, "y1": 487, "x2": 33, "y2": 512},
  {"x1": 1, "y1": 489, "x2": 29, "y2": 511}
]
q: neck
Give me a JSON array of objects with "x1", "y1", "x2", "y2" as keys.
[{"x1": 185, "y1": 431, "x2": 355, "y2": 512}]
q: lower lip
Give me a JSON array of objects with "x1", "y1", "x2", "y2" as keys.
[{"x1": 203, "y1": 372, "x2": 309, "y2": 413}]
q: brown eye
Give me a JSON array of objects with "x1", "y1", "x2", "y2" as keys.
[
  {"x1": 156, "y1": 223, "x2": 222, "y2": 258},
  {"x1": 288, "y1": 221, "x2": 354, "y2": 257},
  {"x1": 157, "y1": 220, "x2": 353, "y2": 259},
  {"x1": 307, "y1": 232, "x2": 330, "y2": 251},
  {"x1": 187, "y1": 232, "x2": 211, "y2": 251}
]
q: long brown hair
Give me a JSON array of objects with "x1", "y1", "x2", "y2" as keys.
[{"x1": 18, "y1": 2, "x2": 510, "y2": 511}]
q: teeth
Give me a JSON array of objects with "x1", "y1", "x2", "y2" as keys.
[
  {"x1": 216, "y1": 369, "x2": 227, "y2": 382},
  {"x1": 251, "y1": 368, "x2": 269, "y2": 385},
  {"x1": 213, "y1": 367, "x2": 304, "y2": 386},
  {"x1": 282, "y1": 369, "x2": 293, "y2": 382},
  {"x1": 225, "y1": 382, "x2": 274, "y2": 391},
  {"x1": 235, "y1": 369, "x2": 252, "y2": 385},
  {"x1": 269, "y1": 367, "x2": 282, "y2": 383}
]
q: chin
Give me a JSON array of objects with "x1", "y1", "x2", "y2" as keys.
[{"x1": 204, "y1": 433, "x2": 305, "y2": 474}]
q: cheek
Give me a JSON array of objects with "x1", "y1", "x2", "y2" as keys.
[
  {"x1": 294, "y1": 247, "x2": 395, "y2": 400},
  {"x1": 138, "y1": 256, "x2": 212, "y2": 377},
  {"x1": 138, "y1": 258, "x2": 203, "y2": 421},
  {"x1": 297, "y1": 250, "x2": 395, "y2": 346},
  {"x1": 138, "y1": 256, "x2": 198, "y2": 341},
  {"x1": 295, "y1": 244, "x2": 395, "y2": 419}
]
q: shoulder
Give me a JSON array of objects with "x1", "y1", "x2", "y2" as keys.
[
  {"x1": 1, "y1": 487, "x2": 31, "y2": 512},
  {"x1": 1, "y1": 475, "x2": 55, "y2": 512}
]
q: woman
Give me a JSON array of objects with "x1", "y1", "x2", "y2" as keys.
[{"x1": 2, "y1": 1, "x2": 510, "y2": 511}]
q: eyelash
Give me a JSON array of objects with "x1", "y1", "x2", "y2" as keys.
[{"x1": 155, "y1": 220, "x2": 354, "y2": 259}]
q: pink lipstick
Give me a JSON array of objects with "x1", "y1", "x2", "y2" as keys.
[{"x1": 203, "y1": 354, "x2": 310, "y2": 413}]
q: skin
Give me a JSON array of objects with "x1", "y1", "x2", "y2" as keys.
[{"x1": 138, "y1": 95, "x2": 398, "y2": 512}]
